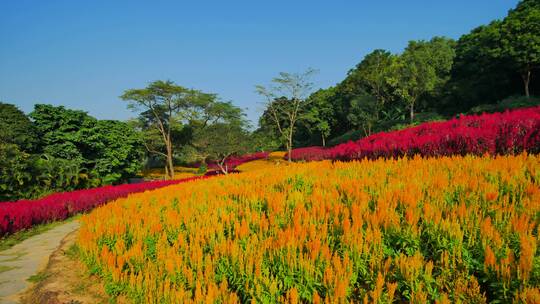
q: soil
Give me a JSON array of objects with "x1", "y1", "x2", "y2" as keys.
[
  {"x1": 0, "y1": 221, "x2": 79, "y2": 304},
  {"x1": 19, "y1": 230, "x2": 129, "y2": 304}
]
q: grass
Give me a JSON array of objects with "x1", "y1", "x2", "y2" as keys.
[
  {"x1": 0, "y1": 265, "x2": 18, "y2": 273},
  {"x1": 65, "y1": 243, "x2": 80, "y2": 259},
  {"x1": 0, "y1": 250, "x2": 26, "y2": 262},
  {"x1": 0, "y1": 215, "x2": 81, "y2": 252},
  {"x1": 141, "y1": 166, "x2": 199, "y2": 180},
  {"x1": 27, "y1": 270, "x2": 50, "y2": 283}
]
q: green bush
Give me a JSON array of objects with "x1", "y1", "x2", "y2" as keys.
[
  {"x1": 0, "y1": 144, "x2": 85, "y2": 201},
  {"x1": 468, "y1": 95, "x2": 540, "y2": 114}
]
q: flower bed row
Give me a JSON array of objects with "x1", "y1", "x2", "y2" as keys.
[
  {"x1": 206, "y1": 152, "x2": 270, "y2": 171},
  {"x1": 290, "y1": 106, "x2": 540, "y2": 161},
  {"x1": 0, "y1": 176, "x2": 203, "y2": 236}
]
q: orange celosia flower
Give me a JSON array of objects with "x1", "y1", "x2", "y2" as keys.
[{"x1": 75, "y1": 154, "x2": 540, "y2": 303}]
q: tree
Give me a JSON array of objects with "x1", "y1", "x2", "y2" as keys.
[
  {"x1": 390, "y1": 37, "x2": 455, "y2": 122},
  {"x1": 0, "y1": 102, "x2": 38, "y2": 152},
  {"x1": 82, "y1": 120, "x2": 144, "y2": 184},
  {"x1": 250, "y1": 127, "x2": 282, "y2": 152},
  {"x1": 341, "y1": 50, "x2": 396, "y2": 120},
  {"x1": 193, "y1": 122, "x2": 250, "y2": 174},
  {"x1": 189, "y1": 100, "x2": 248, "y2": 169},
  {"x1": 192, "y1": 100, "x2": 246, "y2": 129},
  {"x1": 303, "y1": 88, "x2": 336, "y2": 146},
  {"x1": 0, "y1": 143, "x2": 84, "y2": 201},
  {"x1": 129, "y1": 111, "x2": 192, "y2": 176},
  {"x1": 346, "y1": 92, "x2": 380, "y2": 137},
  {"x1": 30, "y1": 104, "x2": 93, "y2": 162},
  {"x1": 31, "y1": 104, "x2": 144, "y2": 185},
  {"x1": 443, "y1": 21, "x2": 518, "y2": 113},
  {"x1": 501, "y1": 0, "x2": 540, "y2": 97},
  {"x1": 121, "y1": 80, "x2": 204, "y2": 179},
  {"x1": 256, "y1": 68, "x2": 317, "y2": 161}
]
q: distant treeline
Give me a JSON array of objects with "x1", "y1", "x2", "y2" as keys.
[
  {"x1": 0, "y1": 103, "x2": 144, "y2": 201},
  {"x1": 256, "y1": 0, "x2": 540, "y2": 148}
]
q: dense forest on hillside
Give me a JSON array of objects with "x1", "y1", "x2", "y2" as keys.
[
  {"x1": 1, "y1": 0, "x2": 539, "y2": 201},
  {"x1": 257, "y1": 0, "x2": 540, "y2": 148}
]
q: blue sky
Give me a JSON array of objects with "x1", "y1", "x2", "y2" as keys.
[{"x1": 0, "y1": 0, "x2": 519, "y2": 124}]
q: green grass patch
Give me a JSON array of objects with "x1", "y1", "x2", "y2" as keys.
[
  {"x1": 0, "y1": 265, "x2": 18, "y2": 273},
  {"x1": 27, "y1": 270, "x2": 50, "y2": 283},
  {"x1": 65, "y1": 243, "x2": 80, "y2": 259},
  {"x1": 0, "y1": 215, "x2": 81, "y2": 252}
]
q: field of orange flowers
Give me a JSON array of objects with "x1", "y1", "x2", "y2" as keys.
[{"x1": 77, "y1": 154, "x2": 539, "y2": 303}]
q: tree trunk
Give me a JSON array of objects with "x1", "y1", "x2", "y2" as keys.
[
  {"x1": 217, "y1": 159, "x2": 229, "y2": 175},
  {"x1": 165, "y1": 140, "x2": 174, "y2": 179},
  {"x1": 288, "y1": 135, "x2": 294, "y2": 162},
  {"x1": 409, "y1": 103, "x2": 415, "y2": 124},
  {"x1": 322, "y1": 134, "x2": 326, "y2": 147},
  {"x1": 522, "y1": 70, "x2": 531, "y2": 98}
]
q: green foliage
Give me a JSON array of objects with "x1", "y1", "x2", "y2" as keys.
[
  {"x1": 302, "y1": 88, "x2": 337, "y2": 146},
  {"x1": 501, "y1": 0, "x2": 540, "y2": 96},
  {"x1": 0, "y1": 143, "x2": 85, "y2": 200},
  {"x1": 346, "y1": 92, "x2": 380, "y2": 137},
  {"x1": 121, "y1": 80, "x2": 247, "y2": 177},
  {"x1": 30, "y1": 104, "x2": 144, "y2": 186},
  {"x1": 0, "y1": 102, "x2": 144, "y2": 201},
  {"x1": 0, "y1": 102, "x2": 38, "y2": 152},
  {"x1": 468, "y1": 95, "x2": 540, "y2": 114},
  {"x1": 197, "y1": 163, "x2": 208, "y2": 174},
  {"x1": 27, "y1": 271, "x2": 50, "y2": 283},
  {"x1": 326, "y1": 130, "x2": 365, "y2": 146},
  {"x1": 280, "y1": 0, "x2": 540, "y2": 148},
  {"x1": 250, "y1": 127, "x2": 282, "y2": 152},
  {"x1": 390, "y1": 37, "x2": 456, "y2": 122},
  {"x1": 256, "y1": 69, "x2": 317, "y2": 161},
  {"x1": 121, "y1": 80, "x2": 206, "y2": 178},
  {"x1": 83, "y1": 120, "x2": 144, "y2": 184},
  {"x1": 341, "y1": 50, "x2": 396, "y2": 118},
  {"x1": 192, "y1": 120, "x2": 250, "y2": 173}
]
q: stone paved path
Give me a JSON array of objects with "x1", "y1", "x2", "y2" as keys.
[{"x1": 0, "y1": 221, "x2": 80, "y2": 304}]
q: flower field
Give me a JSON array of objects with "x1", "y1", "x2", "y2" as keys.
[
  {"x1": 290, "y1": 106, "x2": 540, "y2": 161},
  {"x1": 207, "y1": 152, "x2": 270, "y2": 172},
  {"x1": 77, "y1": 154, "x2": 539, "y2": 303},
  {"x1": 235, "y1": 151, "x2": 288, "y2": 172},
  {"x1": 0, "y1": 177, "x2": 203, "y2": 236}
]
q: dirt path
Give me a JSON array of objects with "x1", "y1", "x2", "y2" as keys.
[
  {"x1": 0, "y1": 221, "x2": 79, "y2": 304},
  {"x1": 19, "y1": 227, "x2": 122, "y2": 304}
]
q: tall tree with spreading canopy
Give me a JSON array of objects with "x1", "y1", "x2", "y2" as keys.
[
  {"x1": 390, "y1": 37, "x2": 455, "y2": 122},
  {"x1": 256, "y1": 68, "x2": 317, "y2": 161},
  {"x1": 501, "y1": 0, "x2": 540, "y2": 97},
  {"x1": 189, "y1": 100, "x2": 248, "y2": 168},
  {"x1": 341, "y1": 50, "x2": 396, "y2": 121},
  {"x1": 121, "y1": 80, "x2": 204, "y2": 179},
  {"x1": 193, "y1": 122, "x2": 250, "y2": 174}
]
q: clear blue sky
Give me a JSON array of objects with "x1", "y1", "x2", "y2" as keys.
[{"x1": 0, "y1": 0, "x2": 519, "y2": 125}]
